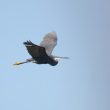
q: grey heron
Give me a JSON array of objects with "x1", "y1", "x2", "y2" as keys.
[{"x1": 14, "y1": 32, "x2": 69, "y2": 66}]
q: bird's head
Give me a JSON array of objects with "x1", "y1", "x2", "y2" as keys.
[
  {"x1": 54, "y1": 57, "x2": 61, "y2": 61},
  {"x1": 53, "y1": 56, "x2": 69, "y2": 66},
  {"x1": 51, "y1": 59, "x2": 58, "y2": 66}
]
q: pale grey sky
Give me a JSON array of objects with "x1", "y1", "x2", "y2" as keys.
[{"x1": 0, "y1": 0, "x2": 110, "y2": 110}]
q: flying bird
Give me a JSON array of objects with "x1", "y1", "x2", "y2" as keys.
[{"x1": 14, "y1": 32, "x2": 69, "y2": 66}]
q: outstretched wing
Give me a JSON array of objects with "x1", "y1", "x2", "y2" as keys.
[
  {"x1": 40, "y1": 31, "x2": 57, "y2": 56},
  {"x1": 23, "y1": 40, "x2": 47, "y2": 59}
]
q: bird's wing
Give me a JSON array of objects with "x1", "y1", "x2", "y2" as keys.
[
  {"x1": 40, "y1": 31, "x2": 57, "y2": 56},
  {"x1": 23, "y1": 40, "x2": 47, "y2": 59}
]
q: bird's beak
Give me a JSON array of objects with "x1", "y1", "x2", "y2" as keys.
[{"x1": 54, "y1": 56, "x2": 69, "y2": 61}]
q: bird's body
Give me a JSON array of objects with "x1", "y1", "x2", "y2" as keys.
[
  {"x1": 24, "y1": 41, "x2": 58, "y2": 66},
  {"x1": 14, "y1": 31, "x2": 69, "y2": 66}
]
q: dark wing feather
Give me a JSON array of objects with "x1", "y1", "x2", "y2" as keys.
[
  {"x1": 23, "y1": 40, "x2": 58, "y2": 66},
  {"x1": 23, "y1": 40, "x2": 48, "y2": 59}
]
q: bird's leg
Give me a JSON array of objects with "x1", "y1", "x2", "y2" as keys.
[
  {"x1": 26, "y1": 58, "x2": 34, "y2": 62},
  {"x1": 13, "y1": 61, "x2": 29, "y2": 65},
  {"x1": 13, "y1": 58, "x2": 34, "y2": 65},
  {"x1": 32, "y1": 61, "x2": 37, "y2": 63}
]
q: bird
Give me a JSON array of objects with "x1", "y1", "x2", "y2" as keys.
[{"x1": 14, "y1": 32, "x2": 69, "y2": 66}]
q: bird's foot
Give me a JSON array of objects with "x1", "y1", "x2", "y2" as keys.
[{"x1": 13, "y1": 62, "x2": 22, "y2": 65}]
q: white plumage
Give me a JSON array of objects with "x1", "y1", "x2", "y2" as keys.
[{"x1": 40, "y1": 31, "x2": 57, "y2": 56}]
